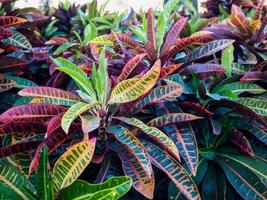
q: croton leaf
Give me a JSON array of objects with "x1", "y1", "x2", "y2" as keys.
[
  {"x1": 0, "y1": 16, "x2": 26, "y2": 27},
  {"x1": 180, "y1": 64, "x2": 226, "y2": 79},
  {"x1": 230, "y1": 129, "x2": 255, "y2": 157},
  {"x1": 0, "y1": 103, "x2": 66, "y2": 123},
  {"x1": 146, "y1": 8, "x2": 157, "y2": 61},
  {"x1": 109, "y1": 142, "x2": 155, "y2": 199},
  {"x1": 109, "y1": 59, "x2": 161, "y2": 104},
  {"x1": 240, "y1": 71, "x2": 267, "y2": 82},
  {"x1": 181, "y1": 39, "x2": 234, "y2": 63},
  {"x1": 52, "y1": 138, "x2": 96, "y2": 192},
  {"x1": 142, "y1": 140, "x2": 200, "y2": 200},
  {"x1": 130, "y1": 84, "x2": 184, "y2": 114},
  {"x1": 161, "y1": 17, "x2": 188, "y2": 54},
  {"x1": 114, "y1": 117, "x2": 180, "y2": 161},
  {"x1": 0, "y1": 27, "x2": 13, "y2": 39},
  {"x1": 233, "y1": 98, "x2": 267, "y2": 116},
  {"x1": 80, "y1": 114, "x2": 100, "y2": 134},
  {"x1": 159, "y1": 63, "x2": 183, "y2": 81},
  {"x1": 0, "y1": 56, "x2": 28, "y2": 71},
  {"x1": 2, "y1": 30, "x2": 32, "y2": 50},
  {"x1": 117, "y1": 53, "x2": 146, "y2": 83},
  {"x1": 51, "y1": 57, "x2": 96, "y2": 100},
  {"x1": 60, "y1": 177, "x2": 132, "y2": 200},
  {"x1": 61, "y1": 102, "x2": 98, "y2": 134},
  {"x1": 19, "y1": 86, "x2": 83, "y2": 106},
  {"x1": 0, "y1": 163, "x2": 36, "y2": 200},
  {"x1": 0, "y1": 74, "x2": 16, "y2": 92},
  {"x1": 4, "y1": 75, "x2": 37, "y2": 89},
  {"x1": 45, "y1": 112, "x2": 64, "y2": 138},
  {"x1": 89, "y1": 35, "x2": 113, "y2": 46},
  {"x1": 217, "y1": 155, "x2": 267, "y2": 200},
  {"x1": 147, "y1": 113, "x2": 202, "y2": 128}
]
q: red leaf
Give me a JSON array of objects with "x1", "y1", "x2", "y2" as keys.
[
  {"x1": 180, "y1": 101, "x2": 213, "y2": 116},
  {"x1": 0, "y1": 103, "x2": 67, "y2": 123},
  {"x1": 0, "y1": 27, "x2": 12, "y2": 39},
  {"x1": 161, "y1": 17, "x2": 188, "y2": 54},
  {"x1": 146, "y1": 8, "x2": 157, "y2": 61},
  {"x1": 159, "y1": 63, "x2": 183, "y2": 81},
  {"x1": 0, "y1": 16, "x2": 26, "y2": 27},
  {"x1": 0, "y1": 122, "x2": 44, "y2": 136},
  {"x1": 0, "y1": 56, "x2": 28, "y2": 71},
  {"x1": 230, "y1": 129, "x2": 255, "y2": 157}
]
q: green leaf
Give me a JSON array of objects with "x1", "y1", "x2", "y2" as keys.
[
  {"x1": 142, "y1": 140, "x2": 200, "y2": 200},
  {"x1": 0, "y1": 74, "x2": 16, "y2": 92},
  {"x1": 52, "y1": 138, "x2": 96, "y2": 192},
  {"x1": 3, "y1": 30, "x2": 32, "y2": 50},
  {"x1": 4, "y1": 75, "x2": 37, "y2": 89},
  {"x1": 89, "y1": 35, "x2": 113, "y2": 46},
  {"x1": 51, "y1": 57, "x2": 96, "y2": 100},
  {"x1": 36, "y1": 146, "x2": 53, "y2": 200},
  {"x1": 0, "y1": 163, "x2": 36, "y2": 200},
  {"x1": 60, "y1": 177, "x2": 132, "y2": 200},
  {"x1": 54, "y1": 43, "x2": 78, "y2": 55},
  {"x1": 61, "y1": 102, "x2": 98, "y2": 133},
  {"x1": 0, "y1": 181, "x2": 23, "y2": 200},
  {"x1": 83, "y1": 22, "x2": 98, "y2": 45},
  {"x1": 213, "y1": 82, "x2": 265, "y2": 95},
  {"x1": 217, "y1": 155, "x2": 267, "y2": 200},
  {"x1": 233, "y1": 98, "x2": 267, "y2": 116},
  {"x1": 221, "y1": 43, "x2": 234, "y2": 77}
]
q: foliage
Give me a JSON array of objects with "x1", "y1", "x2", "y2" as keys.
[{"x1": 0, "y1": 0, "x2": 266, "y2": 199}]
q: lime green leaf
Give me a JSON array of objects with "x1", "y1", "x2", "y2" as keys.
[
  {"x1": 60, "y1": 177, "x2": 132, "y2": 200},
  {"x1": 52, "y1": 138, "x2": 96, "y2": 192},
  {"x1": 54, "y1": 43, "x2": 78, "y2": 55},
  {"x1": 89, "y1": 35, "x2": 113, "y2": 46},
  {"x1": 233, "y1": 98, "x2": 267, "y2": 116},
  {"x1": 221, "y1": 43, "x2": 234, "y2": 77}
]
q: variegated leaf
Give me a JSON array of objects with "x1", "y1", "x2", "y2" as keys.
[
  {"x1": 0, "y1": 74, "x2": 16, "y2": 92},
  {"x1": 233, "y1": 98, "x2": 267, "y2": 116},
  {"x1": 109, "y1": 59, "x2": 161, "y2": 104},
  {"x1": 0, "y1": 16, "x2": 26, "y2": 27},
  {"x1": 142, "y1": 140, "x2": 200, "y2": 200},
  {"x1": 3, "y1": 30, "x2": 32, "y2": 50},
  {"x1": 52, "y1": 138, "x2": 96, "y2": 192},
  {"x1": 80, "y1": 114, "x2": 100, "y2": 134}
]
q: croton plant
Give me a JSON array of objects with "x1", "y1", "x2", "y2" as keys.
[{"x1": 0, "y1": 0, "x2": 266, "y2": 199}]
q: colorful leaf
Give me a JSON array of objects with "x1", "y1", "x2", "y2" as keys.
[
  {"x1": 0, "y1": 16, "x2": 26, "y2": 27},
  {"x1": 114, "y1": 117, "x2": 180, "y2": 161},
  {"x1": 0, "y1": 122, "x2": 44, "y2": 136},
  {"x1": 109, "y1": 59, "x2": 160, "y2": 104},
  {"x1": 0, "y1": 103, "x2": 66, "y2": 123},
  {"x1": 52, "y1": 138, "x2": 96, "y2": 192},
  {"x1": 233, "y1": 98, "x2": 267, "y2": 116},
  {"x1": 0, "y1": 56, "x2": 28, "y2": 71},
  {"x1": 240, "y1": 71, "x2": 267, "y2": 82},
  {"x1": 0, "y1": 74, "x2": 16, "y2": 92},
  {"x1": 3, "y1": 30, "x2": 32, "y2": 50},
  {"x1": 142, "y1": 140, "x2": 200, "y2": 200},
  {"x1": 130, "y1": 84, "x2": 183, "y2": 114},
  {"x1": 146, "y1": 8, "x2": 157, "y2": 60},
  {"x1": 80, "y1": 114, "x2": 100, "y2": 134},
  {"x1": 61, "y1": 102, "x2": 98, "y2": 133},
  {"x1": 148, "y1": 113, "x2": 202, "y2": 128}
]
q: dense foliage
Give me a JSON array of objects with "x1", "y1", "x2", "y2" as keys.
[{"x1": 0, "y1": 0, "x2": 266, "y2": 199}]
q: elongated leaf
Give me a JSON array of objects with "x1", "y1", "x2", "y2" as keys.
[
  {"x1": 156, "y1": 0, "x2": 179, "y2": 50},
  {"x1": 109, "y1": 59, "x2": 161, "y2": 104},
  {"x1": 0, "y1": 74, "x2": 16, "y2": 92},
  {"x1": 214, "y1": 82, "x2": 265, "y2": 95},
  {"x1": 179, "y1": 101, "x2": 213, "y2": 116},
  {"x1": 19, "y1": 86, "x2": 82, "y2": 106},
  {"x1": 0, "y1": 16, "x2": 26, "y2": 27},
  {"x1": 0, "y1": 56, "x2": 28, "y2": 71},
  {"x1": 54, "y1": 43, "x2": 78, "y2": 55},
  {"x1": 45, "y1": 113, "x2": 64, "y2": 138},
  {"x1": 51, "y1": 57, "x2": 96, "y2": 100},
  {"x1": 158, "y1": 104, "x2": 198, "y2": 176},
  {"x1": 181, "y1": 39, "x2": 234, "y2": 63},
  {"x1": 114, "y1": 117, "x2": 180, "y2": 161},
  {"x1": 0, "y1": 103, "x2": 66, "y2": 123},
  {"x1": 148, "y1": 113, "x2": 202, "y2": 128},
  {"x1": 131, "y1": 84, "x2": 184, "y2": 114},
  {"x1": 221, "y1": 43, "x2": 234, "y2": 77},
  {"x1": 107, "y1": 125, "x2": 153, "y2": 178},
  {"x1": 62, "y1": 102, "x2": 98, "y2": 133},
  {"x1": 180, "y1": 64, "x2": 226, "y2": 79},
  {"x1": 0, "y1": 181, "x2": 22, "y2": 200},
  {"x1": 117, "y1": 53, "x2": 146, "y2": 83},
  {"x1": 108, "y1": 141, "x2": 154, "y2": 199},
  {"x1": 230, "y1": 129, "x2": 255, "y2": 157},
  {"x1": 36, "y1": 146, "x2": 53, "y2": 200},
  {"x1": 3, "y1": 30, "x2": 32, "y2": 50},
  {"x1": 0, "y1": 27, "x2": 13, "y2": 38},
  {"x1": 52, "y1": 138, "x2": 96, "y2": 192},
  {"x1": 0, "y1": 163, "x2": 36, "y2": 200},
  {"x1": 161, "y1": 17, "x2": 188, "y2": 54},
  {"x1": 0, "y1": 140, "x2": 41, "y2": 158},
  {"x1": 0, "y1": 122, "x2": 44, "y2": 136},
  {"x1": 142, "y1": 140, "x2": 200, "y2": 200},
  {"x1": 233, "y1": 98, "x2": 267, "y2": 116},
  {"x1": 4, "y1": 75, "x2": 37, "y2": 89},
  {"x1": 146, "y1": 8, "x2": 157, "y2": 60},
  {"x1": 217, "y1": 155, "x2": 267, "y2": 200},
  {"x1": 240, "y1": 71, "x2": 267, "y2": 82},
  {"x1": 159, "y1": 63, "x2": 183, "y2": 81},
  {"x1": 89, "y1": 35, "x2": 113, "y2": 46},
  {"x1": 60, "y1": 177, "x2": 132, "y2": 200}
]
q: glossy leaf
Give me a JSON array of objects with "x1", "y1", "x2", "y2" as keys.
[
  {"x1": 109, "y1": 59, "x2": 160, "y2": 104},
  {"x1": 181, "y1": 39, "x2": 234, "y2": 63},
  {"x1": 142, "y1": 140, "x2": 200, "y2": 200},
  {"x1": 3, "y1": 30, "x2": 32, "y2": 50},
  {"x1": 0, "y1": 103, "x2": 66, "y2": 123},
  {"x1": 240, "y1": 71, "x2": 267, "y2": 82},
  {"x1": 221, "y1": 43, "x2": 234, "y2": 77},
  {"x1": 60, "y1": 177, "x2": 132, "y2": 200},
  {"x1": 114, "y1": 117, "x2": 180, "y2": 161},
  {"x1": 130, "y1": 84, "x2": 184, "y2": 114},
  {"x1": 61, "y1": 102, "x2": 98, "y2": 133},
  {"x1": 52, "y1": 138, "x2": 96, "y2": 192},
  {"x1": 148, "y1": 113, "x2": 202, "y2": 128},
  {"x1": 53, "y1": 43, "x2": 78, "y2": 55},
  {"x1": 146, "y1": 8, "x2": 157, "y2": 60},
  {"x1": 89, "y1": 35, "x2": 113, "y2": 46}
]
